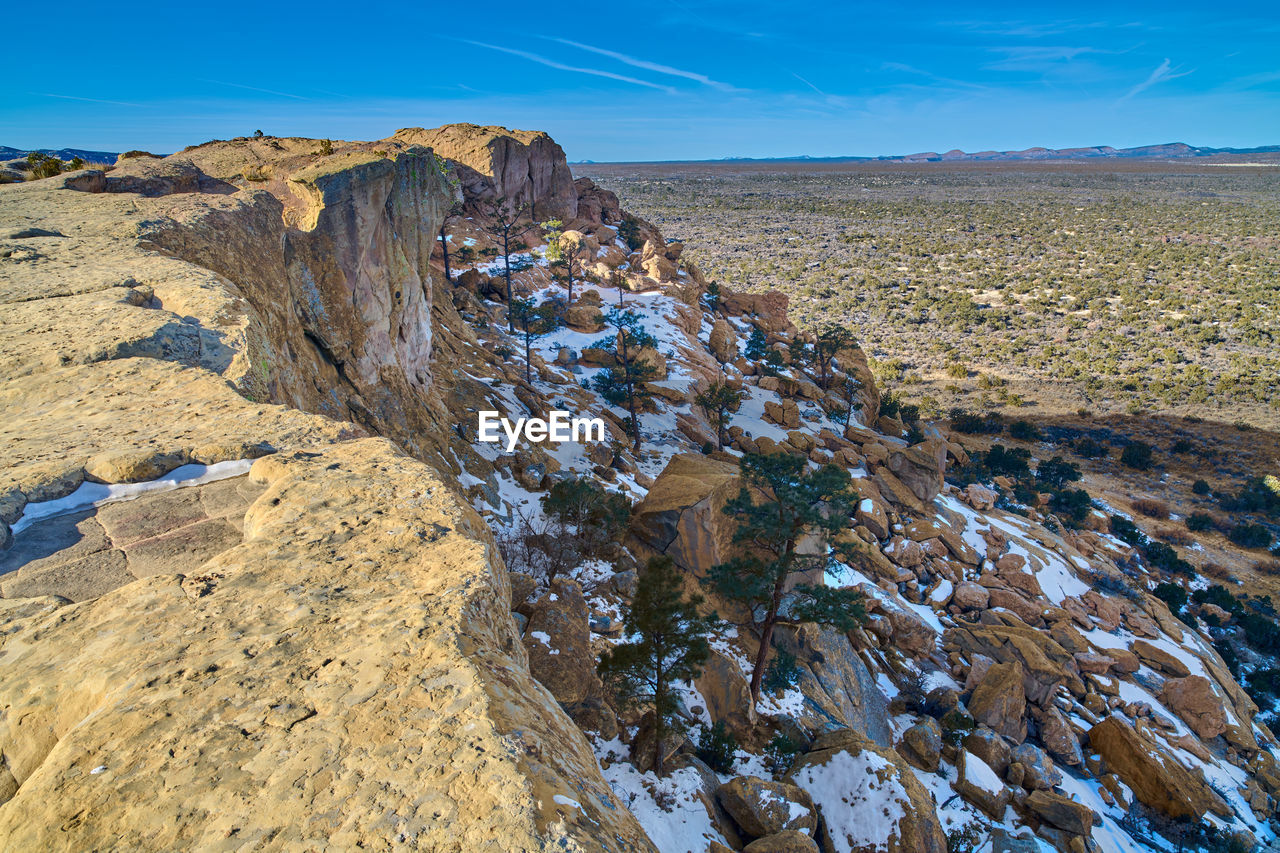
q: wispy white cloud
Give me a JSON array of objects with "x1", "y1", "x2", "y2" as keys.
[
  {"x1": 1224, "y1": 69, "x2": 1280, "y2": 90},
  {"x1": 882, "y1": 62, "x2": 992, "y2": 93},
  {"x1": 790, "y1": 71, "x2": 825, "y2": 96},
  {"x1": 457, "y1": 39, "x2": 676, "y2": 94},
  {"x1": 1120, "y1": 58, "x2": 1193, "y2": 101},
  {"x1": 549, "y1": 38, "x2": 739, "y2": 91},
  {"x1": 202, "y1": 80, "x2": 311, "y2": 100},
  {"x1": 34, "y1": 92, "x2": 142, "y2": 107}
]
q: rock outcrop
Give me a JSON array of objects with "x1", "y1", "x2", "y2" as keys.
[
  {"x1": 1087, "y1": 715, "x2": 1230, "y2": 820},
  {"x1": 0, "y1": 129, "x2": 654, "y2": 851},
  {"x1": 397, "y1": 124, "x2": 578, "y2": 222}
]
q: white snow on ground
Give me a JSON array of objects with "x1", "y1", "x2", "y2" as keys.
[
  {"x1": 11, "y1": 458, "x2": 255, "y2": 535},
  {"x1": 732, "y1": 384, "x2": 792, "y2": 443},
  {"x1": 937, "y1": 494, "x2": 1090, "y2": 605},
  {"x1": 594, "y1": 737, "x2": 728, "y2": 853},
  {"x1": 792, "y1": 748, "x2": 904, "y2": 853}
]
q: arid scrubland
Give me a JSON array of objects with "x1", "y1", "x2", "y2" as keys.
[{"x1": 581, "y1": 161, "x2": 1280, "y2": 430}]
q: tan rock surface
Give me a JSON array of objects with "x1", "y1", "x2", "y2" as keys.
[
  {"x1": 0, "y1": 130, "x2": 655, "y2": 851},
  {"x1": 0, "y1": 442, "x2": 653, "y2": 850},
  {"x1": 1087, "y1": 715, "x2": 1230, "y2": 820}
]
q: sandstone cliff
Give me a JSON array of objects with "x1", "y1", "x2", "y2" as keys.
[{"x1": 0, "y1": 130, "x2": 655, "y2": 851}]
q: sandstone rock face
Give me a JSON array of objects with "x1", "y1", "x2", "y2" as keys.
[
  {"x1": 628, "y1": 453, "x2": 741, "y2": 581},
  {"x1": 0, "y1": 443, "x2": 654, "y2": 851},
  {"x1": 0, "y1": 137, "x2": 655, "y2": 851},
  {"x1": 1158, "y1": 675, "x2": 1228, "y2": 739},
  {"x1": 0, "y1": 475, "x2": 262, "y2": 602},
  {"x1": 772, "y1": 624, "x2": 893, "y2": 746},
  {"x1": 1087, "y1": 715, "x2": 1229, "y2": 820},
  {"x1": 790, "y1": 729, "x2": 946, "y2": 853},
  {"x1": 136, "y1": 143, "x2": 454, "y2": 461},
  {"x1": 397, "y1": 123, "x2": 578, "y2": 222}
]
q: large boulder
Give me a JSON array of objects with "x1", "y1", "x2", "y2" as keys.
[
  {"x1": 1035, "y1": 706, "x2": 1083, "y2": 766},
  {"x1": 789, "y1": 729, "x2": 946, "y2": 853},
  {"x1": 1087, "y1": 716, "x2": 1231, "y2": 820},
  {"x1": 1158, "y1": 675, "x2": 1228, "y2": 739},
  {"x1": 1131, "y1": 639, "x2": 1191, "y2": 678},
  {"x1": 964, "y1": 729, "x2": 1012, "y2": 776},
  {"x1": 897, "y1": 718, "x2": 942, "y2": 772},
  {"x1": 717, "y1": 776, "x2": 817, "y2": 839},
  {"x1": 1024, "y1": 790, "x2": 1094, "y2": 836},
  {"x1": 523, "y1": 577, "x2": 598, "y2": 705},
  {"x1": 967, "y1": 661, "x2": 1027, "y2": 743},
  {"x1": 628, "y1": 453, "x2": 740, "y2": 580},
  {"x1": 744, "y1": 830, "x2": 821, "y2": 853},
  {"x1": 1009, "y1": 742, "x2": 1060, "y2": 791},
  {"x1": 772, "y1": 624, "x2": 894, "y2": 747},
  {"x1": 709, "y1": 318, "x2": 739, "y2": 363},
  {"x1": 883, "y1": 440, "x2": 946, "y2": 506},
  {"x1": 764, "y1": 399, "x2": 801, "y2": 430},
  {"x1": 954, "y1": 751, "x2": 1011, "y2": 820},
  {"x1": 695, "y1": 648, "x2": 758, "y2": 742},
  {"x1": 863, "y1": 595, "x2": 937, "y2": 660}
]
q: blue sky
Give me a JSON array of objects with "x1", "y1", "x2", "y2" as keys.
[{"x1": 3, "y1": 1, "x2": 1278, "y2": 160}]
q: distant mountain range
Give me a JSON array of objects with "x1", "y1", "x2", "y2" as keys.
[
  {"x1": 574, "y1": 142, "x2": 1280, "y2": 165},
  {"x1": 881, "y1": 142, "x2": 1280, "y2": 163},
  {"x1": 0, "y1": 146, "x2": 120, "y2": 164}
]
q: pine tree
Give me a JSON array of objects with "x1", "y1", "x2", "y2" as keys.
[
  {"x1": 509, "y1": 297, "x2": 558, "y2": 383},
  {"x1": 744, "y1": 327, "x2": 770, "y2": 361},
  {"x1": 481, "y1": 196, "x2": 537, "y2": 331},
  {"x1": 541, "y1": 219, "x2": 582, "y2": 309},
  {"x1": 437, "y1": 200, "x2": 462, "y2": 283},
  {"x1": 826, "y1": 375, "x2": 864, "y2": 427},
  {"x1": 542, "y1": 477, "x2": 631, "y2": 557},
  {"x1": 810, "y1": 326, "x2": 856, "y2": 390},
  {"x1": 694, "y1": 380, "x2": 746, "y2": 450},
  {"x1": 599, "y1": 556, "x2": 716, "y2": 776},
  {"x1": 590, "y1": 307, "x2": 658, "y2": 452},
  {"x1": 706, "y1": 452, "x2": 866, "y2": 702}
]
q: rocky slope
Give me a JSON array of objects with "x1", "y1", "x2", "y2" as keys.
[{"x1": 1, "y1": 125, "x2": 1277, "y2": 853}]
